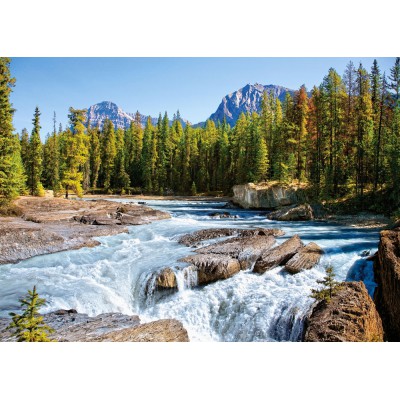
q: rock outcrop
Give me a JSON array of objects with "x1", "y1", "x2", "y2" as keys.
[
  {"x1": 373, "y1": 229, "x2": 400, "y2": 341},
  {"x1": 0, "y1": 197, "x2": 170, "y2": 265},
  {"x1": 178, "y1": 227, "x2": 284, "y2": 247},
  {"x1": 232, "y1": 183, "x2": 307, "y2": 209},
  {"x1": 253, "y1": 235, "x2": 304, "y2": 274},
  {"x1": 284, "y1": 242, "x2": 324, "y2": 274},
  {"x1": 0, "y1": 310, "x2": 189, "y2": 342},
  {"x1": 303, "y1": 281, "x2": 384, "y2": 342},
  {"x1": 267, "y1": 204, "x2": 314, "y2": 221}
]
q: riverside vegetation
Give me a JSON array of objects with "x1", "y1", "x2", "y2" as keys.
[{"x1": 1, "y1": 58, "x2": 400, "y2": 216}]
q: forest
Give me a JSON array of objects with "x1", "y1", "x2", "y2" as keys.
[{"x1": 1, "y1": 57, "x2": 400, "y2": 214}]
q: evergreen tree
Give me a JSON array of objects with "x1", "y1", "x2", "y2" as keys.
[
  {"x1": 113, "y1": 128, "x2": 130, "y2": 192},
  {"x1": 59, "y1": 108, "x2": 89, "y2": 198},
  {"x1": 0, "y1": 58, "x2": 26, "y2": 203},
  {"x1": 7, "y1": 286, "x2": 55, "y2": 342},
  {"x1": 100, "y1": 119, "x2": 116, "y2": 192},
  {"x1": 88, "y1": 124, "x2": 101, "y2": 189},
  {"x1": 310, "y1": 266, "x2": 342, "y2": 303},
  {"x1": 27, "y1": 107, "x2": 45, "y2": 196}
]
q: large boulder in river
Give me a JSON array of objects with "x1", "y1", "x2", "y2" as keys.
[
  {"x1": 284, "y1": 242, "x2": 324, "y2": 274},
  {"x1": 253, "y1": 235, "x2": 304, "y2": 274},
  {"x1": 232, "y1": 182, "x2": 308, "y2": 209},
  {"x1": 267, "y1": 204, "x2": 314, "y2": 221},
  {"x1": 373, "y1": 229, "x2": 400, "y2": 341},
  {"x1": 180, "y1": 254, "x2": 241, "y2": 285},
  {"x1": 303, "y1": 281, "x2": 383, "y2": 342}
]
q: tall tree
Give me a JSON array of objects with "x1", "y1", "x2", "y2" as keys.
[
  {"x1": 27, "y1": 107, "x2": 44, "y2": 196},
  {"x1": 100, "y1": 119, "x2": 116, "y2": 192},
  {"x1": 0, "y1": 58, "x2": 25, "y2": 202}
]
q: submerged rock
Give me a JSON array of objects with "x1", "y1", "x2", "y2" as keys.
[
  {"x1": 303, "y1": 281, "x2": 383, "y2": 342},
  {"x1": 253, "y1": 235, "x2": 304, "y2": 274},
  {"x1": 284, "y1": 242, "x2": 324, "y2": 274},
  {"x1": 0, "y1": 311, "x2": 189, "y2": 342},
  {"x1": 267, "y1": 204, "x2": 314, "y2": 221},
  {"x1": 373, "y1": 229, "x2": 400, "y2": 341}
]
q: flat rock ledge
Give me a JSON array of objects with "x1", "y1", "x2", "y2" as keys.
[
  {"x1": 303, "y1": 281, "x2": 384, "y2": 342},
  {"x1": 0, "y1": 197, "x2": 170, "y2": 265},
  {"x1": 0, "y1": 310, "x2": 189, "y2": 342}
]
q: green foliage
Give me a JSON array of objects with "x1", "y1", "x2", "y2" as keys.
[
  {"x1": 7, "y1": 286, "x2": 55, "y2": 342},
  {"x1": 310, "y1": 266, "x2": 343, "y2": 303},
  {"x1": 0, "y1": 58, "x2": 26, "y2": 203}
]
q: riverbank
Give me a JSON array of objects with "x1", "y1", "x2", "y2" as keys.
[{"x1": 0, "y1": 196, "x2": 170, "y2": 265}]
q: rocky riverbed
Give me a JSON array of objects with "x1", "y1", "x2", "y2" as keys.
[
  {"x1": 0, "y1": 197, "x2": 170, "y2": 264},
  {"x1": 0, "y1": 310, "x2": 189, "y2": 342}
]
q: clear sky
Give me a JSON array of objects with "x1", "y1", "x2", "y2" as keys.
[{"x1": 9, "y1": 57, "x2": 396, "y2": 138}]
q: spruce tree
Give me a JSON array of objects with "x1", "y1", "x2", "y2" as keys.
[
  {"x1": 0, "y1": 58, "x2": 26, "y2": 203},
  {"x1": 100, "y1": 119, "x2": 116, "y2": 193},
  {"x1": 310, "y1": 266, "x2": 342, "y2": 303},
  {"x1": 27, "y1": 107, "x2": 45, "y2": 196},
  {"x1": 7, "y1": 286, "x2": 55, "y2": 342}
]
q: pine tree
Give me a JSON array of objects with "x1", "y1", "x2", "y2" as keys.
[
  {"x1": 59, "y1": 108, "x2": 89, "y2": 198},
  {"x1": 7, "y1": 286, "x2": 55, "y2": 342},
  {"x1": 0, "y1": 58, "x2": 26, "y2": 203},
  {"x1": 88, "y1": 124, "x2": 101, "y2": 189},
  {"x1": 100, "y1": 119, "x2": 116, "y2": 193},
  {"x1": 310, "y1": 266, "x2": 342, "y2": 303},
  {"x1": 27, "y1": 107, "x2": 45, "y2": 196},
  {"x1": 113, "y1": 128, "x2": 130, "y2": 192}
]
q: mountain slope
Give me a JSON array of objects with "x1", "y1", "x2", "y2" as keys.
[
  {"x1": 194, "y1": 83, "x2": 295, "y2": 127},
  {"x1": 86, "y1": 101, "x2": 186, "y2": 130}
]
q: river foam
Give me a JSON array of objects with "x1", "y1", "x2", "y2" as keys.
[{"x1": 0, "y1": 199, "x2": 380, "y2": 341}]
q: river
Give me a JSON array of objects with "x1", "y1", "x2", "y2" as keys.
[{"x1": 0, "y1": 199, "x2": 380, "y2": 341}]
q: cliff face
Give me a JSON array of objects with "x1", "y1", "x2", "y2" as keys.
[
  {"x1": 303, "y1": 281, "x2": 384, "y2": 342},
  {"x1": 373, "y1": 229, "x2": 400, "y2": 341},
  {"x1": 232, "y1": 183, "x2": 307, "y2": 210}
]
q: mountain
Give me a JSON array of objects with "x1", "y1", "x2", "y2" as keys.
[
  {"x1": 86, "y1": 101, "x2": 187, "y2": 130},
  {"x1": 194, "y1": 83, "x2": 296, "y2": 128}
]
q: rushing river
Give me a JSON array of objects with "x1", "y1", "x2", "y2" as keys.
[{"x1": 0, "y1": 199, "x2": 380, "y2": 341}]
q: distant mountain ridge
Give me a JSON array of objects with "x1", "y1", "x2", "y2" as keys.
[
  {"x1": 194, "y1": 83, "x2": 295, "y2": 127},
  {"x1": 86, "y1": 83, "x2": 296, "y2": 130},
  {"x1": 86, "y1": 101, "x2": 186, "y2": 130}
]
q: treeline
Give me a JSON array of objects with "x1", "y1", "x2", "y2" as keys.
[{"x1": 1, "y1": 57, "x2": 400, "y2": 211}]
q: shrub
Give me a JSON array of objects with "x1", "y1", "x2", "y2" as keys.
[{"x1": 7, "y1": 286, "x2": 55, "y2": 342}]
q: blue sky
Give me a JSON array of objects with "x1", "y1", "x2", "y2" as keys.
[{"x1": 10, "y1": 57, "x2": 396, "y2": 137}]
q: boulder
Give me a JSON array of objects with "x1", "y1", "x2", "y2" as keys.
[
  {"x1": 284, "y1": 242, "x2": 324, "y2": 274},
  {"x1": 156, "y1": 267, "x2": 177, "y2": 289},
  {"x1": 303, "y1": 281, "x2": 384, "y2": 342},
  {"x1": 373, "y1": 229, "x2": 400, "y2": 341},
  {"x1": 180, "y1": 254, "x2": 241, "y2": 285},
  {"x1": 91, "y1": 319, "x2": 189, "y2": 342},
  {"x1": 178, "y1": 227, "x2": 284, "y2": 247},
  {"x1": 232, "y1": 182, "x2": 307, "y2": 209},
  {"x1": 267, "y1": 204, "x2": 314, "y2": 221},
  {"x1": 253, "y1": 235, "x2": 304, "y2": 274}
]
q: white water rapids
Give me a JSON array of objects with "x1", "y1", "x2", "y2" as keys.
[{"x1": 0, "y1": 200, "x2": 380, "y2": 341}]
